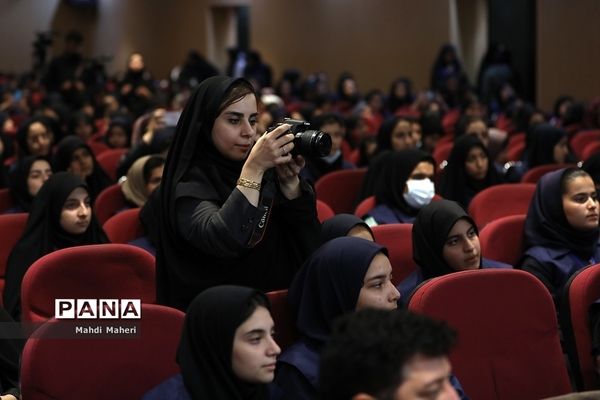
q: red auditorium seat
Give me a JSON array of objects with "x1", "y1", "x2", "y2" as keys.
[
  {"x1": 0, "y1": 213, "x2": 28, "y2": 304},
  {"x1": 561, "y1": 263, "x2": 600, "y2": 390},
  {"x1": 582, "y1": 141, "x2": 600, "y2": 161},
  {"x1": 21, "y1": 304, "x2": 184, "y2": 400},
  {"x1": 570, "y1": 130, "x2": 600, "y2": 159},
  {"x1": 354, "y1": 195, "x2": 376, "y2": 218},
  {"x1": 468, "y1": 183, "x2": 536, "y2": 228},
  {"x1": 21, "y1": 244, "x2": 156, "y2": 322},
  {"x1": 86, "y1": 137, "x2": 111, "y2": 157},
  {"x1": 96, "y1": 147, "x2": 127, "y2": 181},
  {"x1": 316, "y1": 199, "x2": 335, "y2": 222},
  {"x1": 265, "y1": 289, "x2": 298, "y2": 352},
  {"x1": 315, "y1": 168, "x2": 367, "y2": 214},
  {"x1": 371, "y1": 223, "x2": 415, "y2": 285},
  {"x1": 94, "y1": 183, "x2": 128, "y2": 225},
  {"x1": 479, "y1": 214, "x2": 526, "y2": 267},
  {"x1": 103, "y1": 208, "x2": 144, "y2": 243},
  {"x1": 0, "y1": 188, "x2": 15, "y2": 213},
  {"x1": 408, "y1": 269, "x2": 572, "y2": 400},
  {"x1": 521, "y1": 164, "x2": 574, "y2": 184},
  {"x1": 432, "y1": 141, "x2": 453, "y2": 169}
]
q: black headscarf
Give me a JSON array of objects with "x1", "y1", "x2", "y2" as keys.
[
  {"x1": 15, "y1": 116, "x2": 54, "y2": 157},
  {"x1": 525, "y1": 123, "x2": 568, "y2": 168},
  {"x1": 3, "y1": 172, "x2": 108, "y2": 319},
  {"x1": 412, "y1": 199, "x2": 480, "y2": 280},
  {"x1": 319, "y1": 214, "x2": 373, "y2": 245},
  {"x1": 52, "y1": 136, "x2": 112, "y2": 200},
  {"x1": 375, "y1": 149, "x2": 435, "y2": 215},
  {"x1": 375, "y1": 116, "x2": 401, "y2": 153},
  {"x1": 8, "y1": 156, "x2": 50, "y2": 212},
  {"x1": 177, "y1": 286, "x2": 270, "y2": 400},
  {"x1": 524, "y1": 168, "x2": 599, "y2": 259},
  {"x1": 439, "y1": 135, "x2": 500, "y2": 208},
  {"x1": 582, "y1": 153, "x2": 600, "y2": 188},
  {"x1": 288, "y1": 237, "x2": 387, "y2": 345},
  {"x1": 357, "y1": 150, "x2": 393, "y2": 202}
]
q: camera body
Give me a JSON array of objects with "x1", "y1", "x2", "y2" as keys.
[{"x1": 269, "y1": 118, "x2": 332, "y2": 158}]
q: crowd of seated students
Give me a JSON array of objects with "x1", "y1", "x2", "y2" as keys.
[{"x1": 2, "y1": 36, "x2": 600, "y2": 399}]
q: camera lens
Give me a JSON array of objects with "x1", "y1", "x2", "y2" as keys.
[{"x1": 294, "y1": 130, "x2": 332, "y2": 157}]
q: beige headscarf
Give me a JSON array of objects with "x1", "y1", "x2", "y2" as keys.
[{"x1": 121, "y1": 155, "x2": 151, "y2": 207}]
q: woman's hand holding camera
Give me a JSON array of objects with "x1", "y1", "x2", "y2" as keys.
[{"x1": 244, "y1": 124, "x2": 295, "y2": 174}]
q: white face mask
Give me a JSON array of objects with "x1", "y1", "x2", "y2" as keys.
[{"x1": 403, "y1": 178, "x2": 435, "y2": 209}]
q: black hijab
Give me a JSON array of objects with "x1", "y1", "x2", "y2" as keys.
[
  {"x1": 319, "y1": 214, "x2": 373, "y2": 245},
  {"x1": 412, "y1": 199, "x2": 480, "y2": 280},
  {"x1": 582, "y1": 153, "x2": 600, "y2": 188},
  {"x1": 288, "y1": 237, "x2": 387, "y2": 345},
  {"x1": 439, "y1": 135, "x2": 500, "y2": 208},
  {"x1": 8, "y1": 156, "x2": 50, "y2": 212},
  {"x1": 357, "y1": 150, "x2": 393, "y2": 202},
  {"x1": 52, "y1": 136, "x2": 112, "y2": 200},
  {"x1": 525, "y1": 123, "x2": 568, "y2": 168},
  {"x1": 375, "y1": 116, "x2": 401, "y2": 153},
  {"x1": 3, "y1": 172, "x2": 108, "y2": 319},
  {"x1": 16, "y1": 116, "x2": 54, "y2": 157},
  {"x1": 524, "y1": 168, "x2": 599, "y2": 259},
  {"x1": 177, "y1": 286, "x2": 270, "y2": 400},
  {"x1": 375, "y1": 149, "x2": 435, "y2": 215}
]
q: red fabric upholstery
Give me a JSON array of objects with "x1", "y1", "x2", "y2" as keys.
[
  {"x1": 315, "y1": 168, "x2": 367, "y2": 214},
  {"x1": 561, "y1": 263, "x2": 600, "y2": 390},
  {"x1": 521, "y1": 164, "x2": 574, "y2": 184},
  {"x1": 372, "y1": 223, "x2": 415, "y2": 285},
  {"x1": 266, "y1": 289, "x2": 298, "y2": 352},
  {"x1": 0, "y1": 188, "x2": 15, "y2": 213},
  {"x1": 408, "y1": 269, "x2": 571, "y2": 400},
  {"x1": 0, "y1": 213, "x2": 28, "y2": 305},
  {"x1": 432, "y1": 141, "x2": 453, "y2": 168},
  {"x1": 94, "y1": 183, "x2": 127, "y2": 225},
  {"x1": 21, "y1": 304, "x2": 184, "y2": 400},
  {"x1": 86, "y1": 138, "x2": 110, "y2": 157},
  {"x1": 468, "y1": 183, "x2": 536, "y2": 228},
  {"x1": 103, "y1": 208, "x2": 144, "y2": 243},
  {"x1": 479, "y1": 214, "x2": 526, "y2": 267},
  {"x1": 506, "y1": 140, "x2": 526, "y2": 162},
  {"x1": 96, "y1": 148, "x2": 127, "y2": 181},
  {"x1": 354, "y1": 196, "x2": 376, "y2": 218},
  {"x1": 442, "y1": 108, "x2": 461, "y2": 135},
  {"x1": 582, "y1": 141, "x2": 600, "y2": 161},
  {"x1": 316, "y1": 199, "x2": 335, "y2": 222},
  {"x1": 21, "y1": 244, "x2": 156, "y2": 322},
  {"x1": 570, "y1": 130, "x2": 600, "y2": 159}
]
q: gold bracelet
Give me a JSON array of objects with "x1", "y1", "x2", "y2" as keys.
[{"x1": 237, "y1": 177, "x2": 261, "y2": 191}]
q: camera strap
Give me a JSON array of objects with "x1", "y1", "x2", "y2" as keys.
[{"x1": 247, "y1": 173, "x2": 276, "y2": 247}]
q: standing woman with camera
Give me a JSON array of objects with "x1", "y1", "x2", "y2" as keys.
[{"x1": 154, "y1": 76, "x2": 320, "y2": 311}]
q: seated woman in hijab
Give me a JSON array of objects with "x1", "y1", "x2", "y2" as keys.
[
  {"x1": 15, "y1": 117, "x2": 55, "y2": 158},
  {"x1": 439, "y1": 135, "x2": 501, "y2": 209},
  {"x1": 362, "y1": 149, "x2": 436, "y2": 225},
  {"x1": 3, "y1": 172, "x2": 108, "y2": 320},
  {"x1": 5, "y1": 156, "x2": 52, "y2": 213},
  {"x1": 52, "y1": 136, "x2": 113, "y2": 200},
  {"x1": 143, "y1": 286, "x2": 280, "y2": 400},
  {"x1": 120, "y1": 154, "x2": 165, "y2": 208},
  {"x1": 152, "y1": 76, "x2": 319, "y2": 311},
  {"x1": 505, "y1": 123, "x2": 572, "y2": 182},
  {"x1": 374, "y1": 115, "x2": 416, "y2": 155},
  {"x1": 319, "y1": 213, "x2": 374, "y2": 245},
  {"x1": 398, "y1": 200, "x2": 511, "y2": 305}
]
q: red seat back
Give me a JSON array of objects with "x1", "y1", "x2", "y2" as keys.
[
  {"x1": 468, "y1": 183, "x2": 536, "y2": 228},
  {"x1": 21, "y1": 304, "x2": 184, "y2": 400},
  {"x1": 432, "y1": 141, "x2": 453, "y2": 168},
  {"x1": 315, "y1": 168, "x2": 367, "y2": 214},
  {"x1": 0, "y1": 188, "x2": 15, "y2": 213},
  {"x1": 521, "y1": 164, "x2": 574, "y2": 184},
  {"x1": 479, "y1": 214, "x2": 526, "y2": 267},
  {"x1": 265, "y1": 289, "x2": 298, "y2": 352},
  {"x1": 21, "y1": 243, "x2": 156, "y2": 322},
  {"x1": 96, "y1": 148, "x2": 127, "y2": 181},
  {"x1": 582, "y1": 141, "x2": 600, "y2": 161},
  {"x1": 408, "y1": 269, "x2": 572, "y2": 400},
  {"x1": 354, "y1": 196, "x2": 376, "y2": 218},
  {"x1": 103, "y1": 208, "x2": 144, "y2": 243},
  {"x1": 506, "y1": 140, "x2": 526, "y2": 162},
  {"x1": 372, "y1": 223, "x2": 415, "y2": 285},
  {"x1": 94, "y1": 183, "x2": 127, "y2": 225},
  {"x1": 570, "y1": 130, "x2": 600, "y2": 159},
  {"x1": 561, "y1": 263, "x2": 600, "y2": 390},
  {"x1": 0, "y1": 213, "x2": 28, "y2": 304},
  {"x1": 316, "y1": 199, "x2": 335, "y2": 222}
]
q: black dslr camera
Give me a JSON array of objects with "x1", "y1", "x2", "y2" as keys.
[{"x1": 268, "y1": 118, "x2": 332, "y2": 158}]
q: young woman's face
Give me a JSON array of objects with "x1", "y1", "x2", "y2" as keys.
[
  {"x1": 107, "y1": 126, "x2": 129, "y2": 148},
  {"x1": 69, "y1": 147, "x2": 94, "y2": 178},
  {"x1": 27, "y1": 159, "x2": 52, "y2": 196},
  {"x1": 442, "y1": 218, "x2": 481, "y2": 271},
  {"x1": 553, "y1": 137, "x2": 569, "y2": 164},
  {"x1": 464, "y1": 146, "x2": 489, "y2": 181},
  {"x1": 404, "y1": 161, "x2": 435, "y2": 193},
  {"x1": 145, "y1": 165, "x2": 164, "y2": 196},
  {"x1": 391, "y1": 120, "x2": 414, "y2": 151},
  {"x1": 355, "y1": 253, "x2": 400, "y2": 311},
  {"x1": 27, "y1": 122, "x2": 53, "y2": 156},
  {"x1": 562, "y1": 175, "x2": 599, "y2": 231},
  {"x1": 75, "y1": 121, "x2": 94, "y2": 141},
  {"x1": 60, "y1": 187, "x2": 91, "y2": 235},
  {"x1": 212, "y1": 94, "x2": 258, "y2": 161},
  {"x1": 231, "y1": 306, "x2": 280, "y2": 384}
]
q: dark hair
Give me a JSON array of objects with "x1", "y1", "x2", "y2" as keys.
[
  {"x1": 311, "y1": 112, "x2": 344, "y2": 130},
  {"x1": 142, "y1": 155, "x2": 166, "y2": 184},
  {"x1": 319, "y1": 309, "x2": 456, "y2": 400},
  {"x1": 561, "y1": 168, "x2": 591, "y2": 195},
  {"x1": 217, "y1": 80, "x2": 257, "y2": 116},
  {"x1": 239, "y1": 291, "x2": 270, "y2": 324}
]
